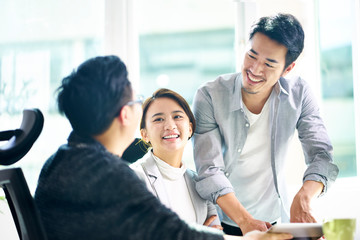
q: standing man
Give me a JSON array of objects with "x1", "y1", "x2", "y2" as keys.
[{"x1": 192, "y1": 13, "x2": 339, "y2": 236}]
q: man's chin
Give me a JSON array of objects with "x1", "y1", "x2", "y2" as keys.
[{"x1": 242, "y1": 87, "x2": 258, "y2": 95}]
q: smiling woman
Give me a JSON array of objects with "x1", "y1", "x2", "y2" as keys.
[
  {"x1": 130, "y1": 88, "x2": 222, "y2": 229},
  {"x1": 140, "y1": 90, "x2": 195, "y2": 163}
]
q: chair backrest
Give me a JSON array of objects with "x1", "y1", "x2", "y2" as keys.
[
  {"x1": 0, "y1": 168, "x2": 47, "y2": 240},
  {"x1": 0, "y1": 108, "x2": 47, "y2": 239},
  {"x1": 0, "y1": 108, "x2": 44, "y2": 165}
]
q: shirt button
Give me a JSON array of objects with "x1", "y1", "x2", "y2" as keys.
[
  {"x1": 225, "y1": 172, "x2": 230, "y2": 177},
  {"x1": 245, "y1": 123, "x2": 250, "y2": 127},
  {"x1": 237, "y1": 148, "x2": 241, "y2": 153}
]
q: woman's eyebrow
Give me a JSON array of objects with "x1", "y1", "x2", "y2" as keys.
[
  {"x1": 151, "y1": 110, "x2": 184, "y2": 118},
  {"x1": 172, "y1": 110, "x2": 184, "y2": 114},
  {"x1": 151, "y1": 112, "x2": 164, "y2": 118}
]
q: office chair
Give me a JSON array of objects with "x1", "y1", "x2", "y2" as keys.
[
  {"x1": 0, "y1": 108, "x2": 47, "y2": 240},
  {"x1": 0, "y1": 108, "x2": 44, "y2": 166},
  {"x1": 0, "y1": 168, "x2": 47, "y2": 240},
  {"x1": 122, "y1": 138, "x2": 150, "y2": 163}
]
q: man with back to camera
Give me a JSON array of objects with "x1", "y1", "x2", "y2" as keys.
[
  {"x1": 192, "y1": 13, "x2": 339, "y2": 236},
  {"x1": 34, "y1": 55, "x2": 292, "y2": 240}
]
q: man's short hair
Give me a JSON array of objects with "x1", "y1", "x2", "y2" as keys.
[
  {"x1": 57, "y1": 55, "x2": 132, "y2": 137},
  {"x1": 249, "y1": 13, "x2": 305, "y2": 69}
]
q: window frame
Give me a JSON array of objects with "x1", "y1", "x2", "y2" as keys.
[
  {"x1": 111, "y1": 0, "x2": 360, "y2": 181},
  {"x1": 353, "y1": 0, "x2": 360, "y2": 179}
]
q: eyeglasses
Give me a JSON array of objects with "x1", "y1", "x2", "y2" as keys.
[
  {"x1": 114, "y1": 95, "x2": 144, "y2": 118},
  {"x1": 125, "y1": 95, "x2": 144, "y2": 106}
]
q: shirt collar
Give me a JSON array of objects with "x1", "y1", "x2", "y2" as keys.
[
  {"x1": 151, "y1": 152, "x2": 186, "y2": 181},
  {"x1": 229, "y1": 73, "x2": 243, "y2": 112},
  {"x1": 230, "y1": 75, "x2": 289, "y2": 113},
  {"x1": 275, "y1": 77, "x2": 289, "y2": 96}
]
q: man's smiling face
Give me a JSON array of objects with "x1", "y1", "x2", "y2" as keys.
[{"x1": 241, "y1": 32, "x2": 291, "y2": 97}]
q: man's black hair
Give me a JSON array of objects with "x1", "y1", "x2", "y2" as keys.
[
  {"x1": 249, "y1": 13, "x2": 305, "y2": 69},
  {"x1": 57, "y1": 55, "x2": 132, "y2": 137}
]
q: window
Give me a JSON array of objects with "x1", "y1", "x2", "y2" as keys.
[
  {"x1": 137, "y1": 0, "x2": 236, "y2": 105},
  {"x1": 234, "y1": 0, "x2": 359, "y2": 182},
  {"x1": 136, "y1": 0, "x2": 236, "y2": 169},
  {"x1": 0, "y1": 0, "x2": 105, "y2": 192},
  {"x1": 318, "y1": 0, "x2": 357, "y2": 178}
]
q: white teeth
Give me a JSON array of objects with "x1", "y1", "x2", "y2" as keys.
[
  {"x1": 163, "y1": 135, "x2": 178, "y2": 139},
  {"x1": 248, "y1": 75, "x2": 262, "y2": 82}
]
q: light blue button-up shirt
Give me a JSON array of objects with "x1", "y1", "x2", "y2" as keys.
[{"x1": 192, "y1": 72, "x2": 339, "y2": 222}]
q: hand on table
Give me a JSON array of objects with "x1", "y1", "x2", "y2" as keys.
[
  {"x1": 239, "y1": 217, "x2": 272, "y2": 235},
  {"x1": 290, "y1": 189, "x2": 317, "y2": 223},
  {"x1": 290, "y1": 181, "x2": 324, "y2": 223}
]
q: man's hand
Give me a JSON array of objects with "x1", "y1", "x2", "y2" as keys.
[
  {"x1": 216, "y1": 193, "x2": 272, "y2": 235},
  {"x1": 239, "y1": 218, "x2": 272, "y2": 235},
  {"x1": 290, "y1": 190, "x2": 316, "y2": 223},
  {"x1": 290, "y1": 181, "x2": 323, "y2": 223}
]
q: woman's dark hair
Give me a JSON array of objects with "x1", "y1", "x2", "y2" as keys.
[
  {"x1": 249, "y1": 13, "x2": 305, "y2": 69},
  {"x1": 140, "y1": 88, "x2": 196, "y2": 141},
  {"x1": 57, "y1": 55, "x2": 132, "y2": 137}
]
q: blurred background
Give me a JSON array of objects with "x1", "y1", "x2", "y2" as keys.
[{"x1": 1, "y1": 0, "x2": 359, "y2": 238}]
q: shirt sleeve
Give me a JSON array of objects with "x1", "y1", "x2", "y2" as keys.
[
  {"x1": 296, "y1": 81, "x2": 339, "y2": 194},
  {"x1": 206, "y1": 201, "x2": 221, "y2": 226},
  {"x1": 192, "y1": 87, "x2": 234, "y2": 204}
]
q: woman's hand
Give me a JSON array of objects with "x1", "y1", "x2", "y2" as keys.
[{"x1": 203, "y1": 215, "x2": 224, "y2": 230}]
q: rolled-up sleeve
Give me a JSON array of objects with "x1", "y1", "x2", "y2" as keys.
[
  {"x1": 192, "y1": 87, "x2": 234, "y2": 204},
  {"x1": 296, "y1": 82, "x2": 339, "y2": 193}
]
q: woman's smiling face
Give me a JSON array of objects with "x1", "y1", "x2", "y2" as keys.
[{"x1": 141, "y1": 97, "x2": 193, "y2": 157}]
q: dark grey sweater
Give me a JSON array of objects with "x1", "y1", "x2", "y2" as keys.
[{"x1": 34, "y1": 132, "x2": 223, "y2": 240}]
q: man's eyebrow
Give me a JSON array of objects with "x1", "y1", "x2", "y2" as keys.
[
  {"x1": 250, "y1": 49, "x2": 258, "y2": 55},
  {"x1": 249, "y1": 49, "x2": 279, "y2": 64}
]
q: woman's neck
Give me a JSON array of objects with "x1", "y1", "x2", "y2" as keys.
[{"x1": 152, "y1": 149, "x2": 183, "y2": 168}]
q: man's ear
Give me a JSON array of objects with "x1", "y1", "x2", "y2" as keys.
[
  {"x1": 119, "y1": 105, "x2": 131, "y2": 126},
  {"x1": 282, "y1": 62, "x2": 295, "y2": 77}
]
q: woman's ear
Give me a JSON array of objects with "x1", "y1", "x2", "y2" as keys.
[
  {"x1": 140, "y1": 128, "x2": 149, "y2": 143},
  {"x1": 188, "y1": 122, "x2": 193, "y2": 140}
]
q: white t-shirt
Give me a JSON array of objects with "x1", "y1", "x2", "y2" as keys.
[
  {"x1": 152, "y1": 154, "x2": 197, "y2": 224},
  {"x1": 223, "y1": 96, "x2": 281, "y2": 226}
]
